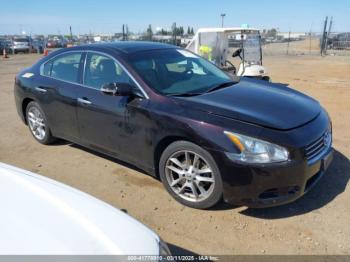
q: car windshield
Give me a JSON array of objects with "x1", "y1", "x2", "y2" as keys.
[
  {"x1": 14, "y1": 38, "x2": 28, "y2": 42},
  {"x1": 129, "y1": 48, "x2": 237, "y2": 96},
  {"x1": 242, "y1": 32, "x2": 262, "y2": 64}
]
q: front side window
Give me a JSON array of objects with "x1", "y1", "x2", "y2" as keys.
[
  {"x1": 46, "y1": 52, "x2": 82, "y2": 83},
  {"x1": 129, "y1": 49, "x2": 234, "y2": 96},
  {"x1": 42, "y1": 61, "x2": 52, "y2": 76},
  {"x1": 84, "y1": 53, "x2": 133, "y2": 90}
]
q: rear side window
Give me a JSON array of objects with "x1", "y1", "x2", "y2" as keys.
[{"x1": 42, "y1": 52, "x2": 82, "y2": 83}]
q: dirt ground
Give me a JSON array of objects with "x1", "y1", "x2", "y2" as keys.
[{"x1": 0, "y1": 51, "x2": 349, "y2": 255}]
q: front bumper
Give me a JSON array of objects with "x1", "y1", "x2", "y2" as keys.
[
  {"x1": 213, "y1": 146, "x2": 333, "y2": 208},
  {"x1": 12, "y1": 47, "x2": 29, "y2": 51}
]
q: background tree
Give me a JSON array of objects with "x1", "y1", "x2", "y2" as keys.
[
  {"x1": 146, "y1": 24, "x2": 153, "y2": 40},
  {"x1": 266, "y1": 28, "x2": 277, "y2": 38}
]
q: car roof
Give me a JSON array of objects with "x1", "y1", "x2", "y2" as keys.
[{"x1": 81, "y1": 41, "x2": 176, "y2": 54}]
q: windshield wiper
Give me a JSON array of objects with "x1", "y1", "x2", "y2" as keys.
[
  {"x1": 166, "y1": 80, "x2": 237, "y2": 97},
  {"x1": 205, "y1": 81, "x2": 237, "y2": 94}
]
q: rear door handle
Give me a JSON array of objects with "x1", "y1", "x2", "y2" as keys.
[
  {"x1": 77, "y1": 97, "x2": 92, "y2": 105},
  {"x1": 35, "y1": 87, "x2": 47, "y2": 93}
]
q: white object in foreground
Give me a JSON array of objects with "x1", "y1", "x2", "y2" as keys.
[{"x1": 0, "y1": 162, "x2": 170, "y2": 255}]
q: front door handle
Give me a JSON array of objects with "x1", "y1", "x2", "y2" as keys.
[
  {"x1": 35, "y1": 87, "x2": 47, "y2": 93},
  {"x1": 77, "y1": 97, "x2": 92, "y2": 105}
]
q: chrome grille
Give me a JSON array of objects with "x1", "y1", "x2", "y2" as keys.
[{"x1": 305, "y1": 130, "x2": 332, "y2": 161}]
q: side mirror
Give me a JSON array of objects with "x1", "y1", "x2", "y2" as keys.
[
  {"x1": 101, "y1": 83, "x2": 134, "y2": 96},
  {"x1": 115, "y1": 83, "x2": 134, "y2": 96}
]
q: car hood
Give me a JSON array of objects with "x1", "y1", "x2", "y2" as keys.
[
  {"x1": 174, "y1": 78, "x2": 321, "y2": 130},
  {"x1": 0, "y1": 163, "x2": 159, "y2": 255}
]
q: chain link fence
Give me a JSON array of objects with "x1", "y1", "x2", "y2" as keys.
[{"x1": 262, "y1": 37, "x2": 350, "y2": 57}]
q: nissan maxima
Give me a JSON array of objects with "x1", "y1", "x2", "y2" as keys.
[{"x1": 14, "y1": 42, "x2": 333, "y2": 209}]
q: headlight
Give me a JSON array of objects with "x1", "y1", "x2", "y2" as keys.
[
  {"x1": 158, "y1": 238, "x2": 171, "y2": 256},
  {"x1": 224, "y1": 131, "x2": 289, "y2": 163}
]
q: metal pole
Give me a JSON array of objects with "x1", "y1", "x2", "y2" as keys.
[
  {"x1": 321, "y1": 16, "x2": 328, "y2": 56},
  {"x1": 69, "y1": 26, "x2": 73, "y2": 41},
  {"x1": 309, "y1": 23, "x2": 313, "y2": 54},
  {"x1": 287, "y1": 31, "x2": 291, "y2": 55},
  {"x1": 221, "y1": 14, "x2": 226, "y2": 28},
  {"x1": 241, "y1": 31, "x2": 245, "y2": 76},
  {"x1": 324, "y1": 16, "x2": 333, "y2": 55},
  {"x1": 126, "y1": 24, "x2": 129, "y2": 41}
]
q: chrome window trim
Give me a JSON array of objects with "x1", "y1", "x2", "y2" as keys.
[{"x1": 39, "y1": 49, "x2": 149, "y2": 99}]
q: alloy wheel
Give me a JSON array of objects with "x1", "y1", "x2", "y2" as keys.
[
  {"x1": 165, "y1": 150, "x2": 215, "y2": 202},
  {"x1": 27, "y1": 107, "x2": 46, "y2": 140}
]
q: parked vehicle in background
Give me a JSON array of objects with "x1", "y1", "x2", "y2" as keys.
[
  {"x1": 0, "y1": 162, "x2": 170, "y2": 255},
  {"x1": 46, "y1": 36, "x2": 67, "y2": 48},
  {"x1": 46, "y1": 38, "x2": 57, "y2": 48},
  {"x1": 14, "y1": 42, "x2": 333, "y2": 209},
  {"x1": 11, "y1": 36, "x2": 31, "y2": 54},
  {"x1": 31, "y1": 38, "x2": 45, "y2": 54},
  {"x1": 0, "y1": 38, "x2": 13, "y2": 54}
]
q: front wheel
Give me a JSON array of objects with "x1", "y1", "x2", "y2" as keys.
[{"x1": 159, "y1": 141, "x2": 223, "y2": 209}]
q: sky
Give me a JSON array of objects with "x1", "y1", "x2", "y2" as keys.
[{"x1": 0, "y1": 0, "x2": 349, "y2": 35}]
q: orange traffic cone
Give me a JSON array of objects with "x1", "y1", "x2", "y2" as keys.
[
  {"x1": 3, "y1": 48, "x2": 9, "y2": 59},
  {"x1": 43, "y1": 49, "x2": 49, "y2": 56}
]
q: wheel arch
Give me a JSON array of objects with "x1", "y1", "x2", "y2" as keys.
[
  {"x1": 153, "y1": 135, "x2": 197, "y2": 177},
  {"x1": 22, "y1": 98, "x2": 35, "y2": 125}
]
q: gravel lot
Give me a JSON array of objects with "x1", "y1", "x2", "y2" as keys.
[{"x1": 0, "y1": 50, "x2": 349, "y2": 255}]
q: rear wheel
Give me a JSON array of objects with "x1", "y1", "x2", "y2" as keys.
[
  {"x1": 25, "y1": 101, "x2": 56, "y2": 144},
  {"x1": 159, "y1": 141, "x2": 223, "y2": 209}
]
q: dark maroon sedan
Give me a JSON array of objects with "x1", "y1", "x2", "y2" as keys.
[{"x1": 14, "y1": 42, "x2": 333, "y2": 209}]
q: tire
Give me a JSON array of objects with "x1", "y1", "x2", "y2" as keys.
[
  {"x1": 25, "y1": 101, "x2": 56, "y2": 145},
  {"x1": 159, "y1": 141, "x2": 223, "y2": 209}
]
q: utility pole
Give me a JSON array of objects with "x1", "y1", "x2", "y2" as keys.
[
  {"x1": 69, "y1": 26, "x2": 73, "y2": 41},
  {"x1": 321, "y1": 16, "x2": 328, "y2": 56},
  {"x1": 286, "y1": 30, "x2": 291, "y2": 55},
  {"x1": 126, "y1": 24, "x2": 129, "y2": 41},
  {"x1": 172, "y1": 22, "x2": 177, "y2": 45},
  {"x1": 324, "y1": 16, "x2": 333, "y2": 55},
  {"x1": 221, "y1": 13, "x2": 226, "y2": 28},
  {"x1": 309, "y1": 23, "x2": 313, "y2": 54},
  {"x1": 122, "y1": 24, "x2": 126, "y2": 41}
]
